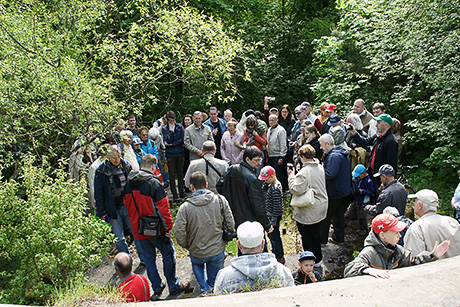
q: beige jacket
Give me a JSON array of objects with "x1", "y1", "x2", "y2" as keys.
[
  {"x1": 288, "y1": 159, "x2": 328, "y2": 225},
  {"x1": 174, "y1": 191, "x2": 235, "y2": 258},
  {"x1": 404, "y1": 211, "x2": 460, "y2": 259}
]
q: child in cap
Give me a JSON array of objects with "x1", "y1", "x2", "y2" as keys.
[
  {"x1": 292, "y1": 251, "x2": 323, "y2": 285},
  {"x1": 344, "y1": 214, "x2": 450, "y2": 278},
  {"x1": 259, "y1": 165, "x2": 285, "y2": 264},
  {"x1": 344, "y1": 164, "x2": 375, "y2": 236}
]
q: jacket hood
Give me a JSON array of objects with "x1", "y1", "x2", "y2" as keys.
[
  {"x1": 364, "y1": 231, "x2": 396, "y2": 259},
  {"x1": 187, "y1": 191, "x2": 216, "y2": 207},
  {"x1": 230, "y1": 253, "x2": 280, "y2": 280},
  {"x1": 128, "y1": 169, "x2": 154, "y2": 182},
  {"x1": 331, "y1": 145, "x2": 349, "y2": 156}
]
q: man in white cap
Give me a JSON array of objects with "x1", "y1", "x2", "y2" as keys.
[
  {"x1": 404, "y1": 189, "x2": 460, "y2": 259},
  {"x1": 213, "y1": 221, "x2": 294, "y2": 294}
]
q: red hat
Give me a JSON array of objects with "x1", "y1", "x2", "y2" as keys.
[
  {"x1": 258, "y1": 166, "x2": 275, "y2": 180},
  {"x1": 371, "y1": 214, "x2": 407, "y2": 234},
  {"x1": 326, "y1": 104, "x2": 337, "y2": 112}
]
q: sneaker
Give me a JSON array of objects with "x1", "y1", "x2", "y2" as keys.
[
  {"x1": 169, "y1": 281, "x2": 192, "y2": 295},
  {"x1": 150, "y1": 281, "x2": 166, "y2": 301},
  {"x1": 277, "y1": 256, "x2": 286, "y2": 265}
]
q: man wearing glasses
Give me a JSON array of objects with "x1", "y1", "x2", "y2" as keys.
[{"x1": 218, "y1": 146, "x2": 273, "y2": 242}]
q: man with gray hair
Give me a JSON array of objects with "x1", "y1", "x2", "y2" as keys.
[
  {"x1": 184, "y1": 111, "x2": 214, "y2": 161},
  {"x1": 319, "y1": 133, "x2": 351, "y2": 245},
  {"x1": 213, "y1": 221, "x2": 294, "y2": 294},
  {"x1": 184, "y1": 140, "x2": 228, "y2": 194},
  {"x1": 95, "y1": 145, "x2": 144, "y2": 258},
  {"x1": 404, "y1": 189, "x2": 460, "y2": 259}
]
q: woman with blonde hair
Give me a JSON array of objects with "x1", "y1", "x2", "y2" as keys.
[{"x1": 288, "y1": 144, "x2": 328, "y2": 274}]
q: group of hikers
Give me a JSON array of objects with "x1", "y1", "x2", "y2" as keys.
[{"x1": 79, "y1": 97, "x2": 460, "y2": 302}]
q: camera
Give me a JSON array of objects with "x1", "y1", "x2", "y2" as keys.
[
  {"x1": 265, "y1": 96, "x2": 276, "y2": 102},
  {"x1": 222, "y1": 229, "x2": 238, "y2": 241},
  {"x1": 287, "y1": 163, "x2": 294, "y2": 171},
  {"x1": 346, "y1": 124, "x2": 355, "y2": 131}
]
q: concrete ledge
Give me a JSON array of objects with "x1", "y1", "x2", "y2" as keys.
[{"x1": 133, "y1": 255, "x2": 460, "y2": 307}]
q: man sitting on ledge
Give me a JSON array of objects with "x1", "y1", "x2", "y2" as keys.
[
  {"x1": 114, "y1": 252, "x2": 150, "y2": 302},
  {"x1": 344, "y1": 214, "x2": 450, "y2": 279},
  {"x1": 214, "y1": 221, "x2": 294, "y2": 294}
]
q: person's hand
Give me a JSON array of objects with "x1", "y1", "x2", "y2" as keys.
[
  {"x1": 364, "y1": 204, "x2": 373, "y2": 213},
  {"x1": 363, "y1": 268, "x2": 390, "y2": 279},
  {"x1": 213, "y1": 128, "x2": 218, "y2": 136},
  {"x1": 432, "y1": 240, "x2": 450, "y2": 258},
  {"x1": 307, "y1": 271, "x2": 317, "y2": 283},
  {"x1": 253, "y1": 130, "x2": 258, "y2": 137},
  {"x1": 264, "y1": 96, "x2": 269, "y2": 106},
  {"x1": 278, "y1": 158, "x2": 283, "y2": 166},
  {"x1": 287, "y1": 168, "x2": 293, "y2": 176},
  {"x1": 348, "y1": 126, "x2": 357, "y2": 135},
  {"x1": 266, "y1": 225, "x2": 274, "y2": 234},
  {"x1": 165, "y1": 230, "x2": 172, "y2": 239},
  {"x1": 197, "y1": 149, "x2": 204, "y2": 157},
  {"x1": 452, "y1": 201, "x2": 456, "y2": 211},
  {"x1": 101, "y1": 214, "x2": 108, "y2": 222},
  {"x1": 165, "y1": 142, "x2": 172, "y2": 146}
]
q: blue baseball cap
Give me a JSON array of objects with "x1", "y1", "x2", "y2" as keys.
[
  {"x1": 328, "y1": 114, "x2": 341, "y2": 126},
  {"x1": 299, "y1": 251, "x2": 316, "y2": 262},
  {"x1": 132, "y1": 137, "x2": 142, "y2": 145},
  {"x1": 352, "y1": 164, "x2": 367, "y2": 178}
]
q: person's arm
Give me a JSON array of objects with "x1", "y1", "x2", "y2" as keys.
[
  {"x1": 361, "y1": 177, "x2": 376, "y2": 196},
  {"x1": 384, "y1": 138, "x2": 399, "y2": 171},
  {"x1": 280, "y1": 128, "x2": 288, "y2": 158},
  {"x1": 184, "y1": 164, "x2": 193, "y2": 188},
  {"x1": 150, "y1": 179, "x2": 173, "y2": 230},
  {"x1": 220, "y1": 133, "x2": 230, "y2": 164},
  {"x1": 288, "y1": 170, "x2": 308, "y2": 196},
  {"x1": 365, "y1": 190, "x2": 389, "y2": 216},
  {"x1": 222, "y1": 196, "x2": 235, "y2": 231},
  {"x1": 170, "y1": 125, "x2": 185, "y2": 147},
  {"x1": 94, "y1": 172, "x2": 106, "y2": 219},
  {"x1": 269, "y1": 186, "x2": 283, "y2": 225},
  {"x1": 314, "y1": 118, "x2": 322, "y2": 133},
  {"x1": 150, "y1": 140, "x2": 159, "y2": 160},
  {"x1": 173, "y1": 205, "x2": 188, "y2": 248},
  {"x1": 344, "y1": 249, "x2": 388, "y2": 278},
  {"x1": 323, "y1": 155, "x2": 340, "y2": 180},
  {"x1": 248, "y1": 178, "x2": 271, "y2": 230},
  {"x1": 254, "y1": 132, "x2": 267, "y2": 146},
  {"x1": 184, "y1": 128, "x2": 200, "y2": 154},
  {"x1": 351, "y1": 131, "x2": 374, "y2": 147}
]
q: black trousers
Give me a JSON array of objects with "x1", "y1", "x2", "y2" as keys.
[
  {"x1": 320, "y1": 196, "x2": 347, "y2": 244},
  {"x1": 297, "y1": 220, "x2": 323, "y2": 263}
]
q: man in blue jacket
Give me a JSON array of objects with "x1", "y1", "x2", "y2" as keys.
[
  {"x1": 94, "y1": 145, "x2": 144, "y2": 260},
  {"x1": 204, "y1": 106, "x2": 227, "y2": 159},
  {"x1": 319, "y1": 134, "x2": 351, "y2": 245}
]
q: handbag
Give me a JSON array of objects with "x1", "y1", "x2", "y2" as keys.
[
  {"x1": 130, "y1": 192, "x2": 162, "y2": 237},
  {"x1": 290, "y1": 167, "x2": 315, "y2": 208}
]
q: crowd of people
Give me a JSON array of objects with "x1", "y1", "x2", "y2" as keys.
[{"x1": 80, "y1": 97, "x2": 460, "y2": 302}]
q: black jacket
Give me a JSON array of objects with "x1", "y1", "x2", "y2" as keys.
[
  {"x1": 219, "y1": 161, "x2": 270, "y2": 230},
  {"x1": 352, "y1": 129, "x2": 398, "y2": 176}
]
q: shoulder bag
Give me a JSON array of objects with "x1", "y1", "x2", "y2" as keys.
[{"x1": 290, "y1": 167, "x2": 315, "y2": 208}]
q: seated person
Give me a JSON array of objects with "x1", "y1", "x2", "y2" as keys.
[
  {"x1": 344, "y1": 214, "x2": 450, "y2": 279},
  {"x1": 213, "y1": 221, "x2": 294, "y2": 294},
  {"x1": 114, "y1": 252, "x2": 151, "y2": 302},
  {"x1": 292, "y1": 251, "x2": 323, "y2": 285}
]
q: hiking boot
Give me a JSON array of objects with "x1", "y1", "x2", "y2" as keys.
[
  {"x1": 328, "y1": 237, "x2": 345, "y2": 245},
  {"x1": 169, "y1": 281, "x2": 192, "y2": 295}
]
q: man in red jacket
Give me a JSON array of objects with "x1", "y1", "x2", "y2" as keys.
[
  {"x1": 115, "y1": 252, "x2": 150, "y2": 302},
  {"x1": 124, "y1": 154, "x2": 191, "y2": 300}
]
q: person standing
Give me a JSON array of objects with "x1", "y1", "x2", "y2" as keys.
[
  {"x1": 204, "y1": 106, "x2": 227, "y2": 159},
  {"x1": 288, "y1": 145, "x2": 327, "y2": 273},
  {"x1": 162, "y1": 110, "x2": 186, "y2": 201},
  {"x1": 124, "y1": 154, "x2": 191, "y2": 300},
  {"x1": 266, "y1": 114, "x2": 288, "y2": 191},
  {"x1": 319, "y1": 134, "x2": 351, "y2": 245},
  {"x1": 174, "y1": 171, "x2": 235, "y2": 294},
  {"x1": 184, "y1": 111, "x2": 214, "y2": 161},
  {"x1": 220, "y1": 120, "x2": 244, "y2": 166}
]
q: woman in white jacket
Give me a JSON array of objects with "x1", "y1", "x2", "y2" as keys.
[{"x1": 288, "y1": 144, "x2": 328, "y2": 272}]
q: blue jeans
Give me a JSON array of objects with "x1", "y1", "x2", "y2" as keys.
[
  {"x1": 158, "y1": 157, "x2": 170, "y2": 184},
  {"x1": 267, "y1": 216, "x2": 284, "y2": 259},
  {"x1": 189, "y1": 251, "x2": 225, "y2": 293},
  {"x1": 110, "y1": 206, "x2": 145, "y2": 262},
  {"x1": 137, "y1": 237, "x2": 181, "y2": 293}
]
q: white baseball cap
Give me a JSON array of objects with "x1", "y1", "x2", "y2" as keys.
[
  {"x1": 408, "y1": 189, "x2": 439, "y2": 207},
  {"x1": 237, "y1": 221, "x2": 264, "y2": 248}
]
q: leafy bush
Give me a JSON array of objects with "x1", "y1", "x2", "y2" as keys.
[{"x1": 0, "y1": 158, "x2": 112, "y2": 305}]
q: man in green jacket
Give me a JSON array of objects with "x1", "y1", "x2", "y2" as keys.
[{"x1": 344, "y1": 214, "x2": 450, "y2": 278}]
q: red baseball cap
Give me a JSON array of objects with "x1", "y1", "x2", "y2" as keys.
[
  {"x1": 326, "y1": 104, "x2": 337, "y2": 112},
  {"x1": 371, "y1": 214, "x2": 407, "y2": 234},
  {"x1": 258, "y1": 166, "x2": 275, "y2": 180}
]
